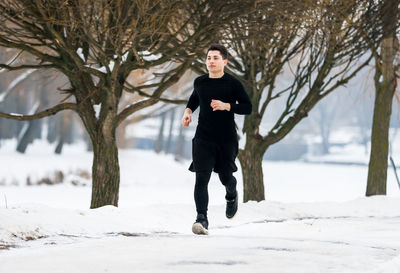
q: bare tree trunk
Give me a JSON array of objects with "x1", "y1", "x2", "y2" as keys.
[
  {"x1": 155, "y1": 112, "x2": 166, "y2": 153},
  {"x1": 116, "y1": 120, "x2": 129, "y2": 148},
  {"x1": 319, "y1": 118, "x2": 330, "y2": 155},
  {"x1": 75, "y1": 85, "x2": 121, "y2": 208},
  {"x1": 366, "y1": 86, "x2": 394, "y2": 195},
  {"x1": 366, "y1": 83, "x2": 394, "y2": 195},
  {"x1": 84, "y1": 132, "x2": 93, "y2": 151},
  {"x1": 174, "y1": 120, "x2": 186, "y2": 161},
  {"x1": 54, "y1": 138, "x2": 63, "y2": 154},
  {"x1": 90, "y1": 132, "x2": 120, "y2": 208},
  {"x1": 16, "y1": 119, "x2": 41, "y2": 153},
  {"x1": 355, "y1": 102, "x2": 373, "y2": 156},
  {"x1": 165, "y1": 108, "x2": 176, "y2": 154},
  {"x1": 17, "y1": 75, "x2": 47, "y2": 153},
  {"x1": 54, "y1": 112, "x2": 72, "y2": 154},
  {"x1": 366, "y1": 0, "x2": 398, "y2": 196},
  {"x1": 238, "y1": 139, "x2": 265, "y2": 202},
  {"x1": 317, "y1": 104, "x2": 334, "y2": 155}
]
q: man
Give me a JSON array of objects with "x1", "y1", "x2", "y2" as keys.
[{"x1": 181, "y1": 44, "x2": 252, "y2": 235}]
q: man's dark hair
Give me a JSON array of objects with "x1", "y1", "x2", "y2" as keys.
[{"x1": 207, "y1": 44, "x2": 228, "y2": 60}]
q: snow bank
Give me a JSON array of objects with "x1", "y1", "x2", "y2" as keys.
[
  {"x1": 374, "y1": 255, "x2": 400, "y2": 273},
  {"x1": 1, "y1": 196, "x2": 399, "y2": 245}
]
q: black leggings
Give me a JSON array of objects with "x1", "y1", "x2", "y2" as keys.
[{"x1": 194, "y1": 171, "x2": 237, "y2": 216}]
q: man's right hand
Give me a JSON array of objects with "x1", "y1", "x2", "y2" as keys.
[{"x1": 182, "y1": 108, "x2": 192, "y2": 127}]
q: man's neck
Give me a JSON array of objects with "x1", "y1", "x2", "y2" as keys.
[{"x1": 209, "y1": 71, "x2": 224, "y2": 78}]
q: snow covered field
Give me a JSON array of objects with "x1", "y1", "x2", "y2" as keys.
[{"x1": 1, "y1": 140, "x2": 400, "y2": 273}]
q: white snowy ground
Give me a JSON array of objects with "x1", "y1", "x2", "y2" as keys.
[{"x1": 1, "y1": 140, "x2": 400, "y2": 273}]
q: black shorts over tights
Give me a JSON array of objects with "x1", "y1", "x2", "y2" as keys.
[{"x1": 189, "y1": 137, "x2": 238, "y2": 173}]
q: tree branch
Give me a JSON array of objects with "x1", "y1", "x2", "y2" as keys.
[
  {"x1": 116, "y1": 98, "x2": 159, "y2": 126},
  {"x1": 0, "y1": 63, "x2": 57, "y2": 71},
  {"x1": 0, "y1": 103, "x2": 77, "y2": 121},
  {"x1": 123, "y1": 81, "x2": 190, "y2": 105}
]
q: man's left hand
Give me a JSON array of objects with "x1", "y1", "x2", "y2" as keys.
[{"x1": 211, "y1": 99, "x2": 230, "y2": 111}]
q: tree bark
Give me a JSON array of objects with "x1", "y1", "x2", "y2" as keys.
[
  {"x1": 366, "y1": 0, "x2": 398, "y2": 196},
  {"x1": 366, "y1": 83, "x2": 394, "y2": 195},
  {"x1": 77, "y1": 85, "x2": 120, "y2": 208},
  {"x1": 238, "y1": 138, "x2": 265, "y2": 202},
  {"x1": 90, "y1": 128, "x2": 120, "y2": 208}
]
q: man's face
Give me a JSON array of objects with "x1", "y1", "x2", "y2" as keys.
[{"x1": 206, "y1": 50, "x2": 227, "y2": 74}]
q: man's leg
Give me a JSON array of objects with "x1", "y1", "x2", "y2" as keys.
[
  {"x1": 194, "y1": 171, "x2": 212, "y2": 217},
  {"x1": 218, "y1": 171, "x2": 238, "y2": 219},
  {"x1": 218, "y1": 171, "x2": 237, "y2": 200},
  {"x1": 193, "y1": 171, "x2": 212, "y2": 234}
]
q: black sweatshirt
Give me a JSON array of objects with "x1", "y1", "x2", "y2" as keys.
[{"x1": 186, "y1": 73, "x2": 252, "y2": 142}]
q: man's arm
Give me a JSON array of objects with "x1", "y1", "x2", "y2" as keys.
[
  {"x1": 210, "y1": 79, "x2": 252, "y2": 114},
  {"x1": 230, "y1": 79, "x2": 252, "y2": 115},
  {"x1": 182, "y1": 85, "x2": 198, "y2": 127},
  {"x1": 186, "y1": 83, "x2": 199, "y2": 113}
]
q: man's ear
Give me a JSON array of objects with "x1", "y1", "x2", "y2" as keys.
[{"x1": 224, "y1": 59, "x2": 228, "y2": 66}]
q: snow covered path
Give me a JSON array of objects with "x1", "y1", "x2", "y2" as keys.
[
  {"x1": 1, "y1": 143, "x2": 400, "y2": 272},
  {"x1": 1, "y1": 217, "x2": 399, "y2": 273},
  {"x1": 1, "y1": 198, "x2": 400, "y2": 273}
]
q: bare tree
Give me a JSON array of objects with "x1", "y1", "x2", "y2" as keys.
[
  {"x1": 0, "y1": 0, "x2": 246, "y2": 208},
  {"x1": 366, "y1": 0, "x2": 400, "y2": 196},
  {"x1": 191, "y1": 0, "x2": 378, "y2": 202},
  {"x1": 311, "y1": 96, "x2": 341, "y2": 155}
]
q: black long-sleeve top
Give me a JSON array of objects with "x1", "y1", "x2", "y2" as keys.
[{"x1": 186, "y1": 73, "x2": 252, "y2": 142}]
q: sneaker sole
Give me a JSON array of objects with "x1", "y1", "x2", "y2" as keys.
[{"x1": 192, "y1": 223, "x2": 209, "y2": 235}]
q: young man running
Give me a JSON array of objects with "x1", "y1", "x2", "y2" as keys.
[{"x1": 181, "y1": 44, "x2": 252, "y2": 235}]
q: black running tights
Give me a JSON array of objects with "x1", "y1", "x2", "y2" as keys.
[{"x1": 194, "y1": 171, "x2": 237, "y2": 216}]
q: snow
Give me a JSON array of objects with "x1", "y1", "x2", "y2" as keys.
[
  {"x1": 140, "y1": 50, "x2": 162, "y2": 61},
  {"x1": 376, "y1": 256, "x2": 400, "y2": 273},
  {"x1": 93, "y1": 103, "x2": 101, "y2": 120},
  {"x1": 76, "y1": 48, "x2": 85, "y2": 61},
  {"x1": 91, "y1": 60, "x2": 115, "y2": 73},
  {"x1": 0, "y1": 140, "x2": 400, "y2": 273},
  {"x1": 89, "y1": 61, "x2": 115, "y2": 73},
  {"x1": 256, "y1": 72, "x2": 262, "y2": 81},
  {"x1": 122, "y1": 51, "x2": 129, "y2": 62}
]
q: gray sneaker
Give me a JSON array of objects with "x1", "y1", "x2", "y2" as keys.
[{"x1": 192, "y1": 214, "x2": 209, "y2": 235}]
